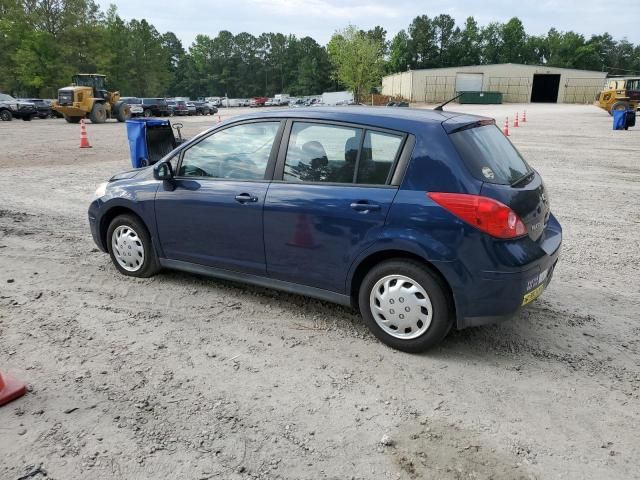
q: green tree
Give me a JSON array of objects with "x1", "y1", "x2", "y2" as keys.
[
  {"x1": 501, "y1": 17, "x2": 527, "y2": 63},
  {"x1": 388, "y1": 30, "x2": 412, "y2": 73},
  {"x1": 432, "y1": 14, "x2": 459, "y2": 66},
  {"x1": 456, "y1": 17, "x2": 482, "y2": 66},
  {"x1": 327, "y1": 25, "x2": 384, "y2": 102},
  {"x1": 408, "y1": 15, "x2": 437, "y2": 68}
]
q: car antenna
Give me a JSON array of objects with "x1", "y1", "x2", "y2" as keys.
[{"x1": 434, "y1": 93, "x2": 463, "y2": 111}]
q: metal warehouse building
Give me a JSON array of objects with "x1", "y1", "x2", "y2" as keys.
[{"x1": 381, "y1": 63, "x2": 607, "y2": 104}]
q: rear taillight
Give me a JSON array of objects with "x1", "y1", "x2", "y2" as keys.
[{"x1": 428, "y1": 192, "x2": 527, "y2": 239}]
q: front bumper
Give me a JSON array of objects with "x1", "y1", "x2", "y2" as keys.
[
  {"x1": 13, "y1": 105, "x2": 36, "y2": 118},
  {"x1": 88, "y1": 199, "x2": 106, "y2": 252}
]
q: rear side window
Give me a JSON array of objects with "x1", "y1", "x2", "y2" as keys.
[
  {"x1": 283, "y1": 122, "x2": 402, "y2": 185},
  {"x1": 449, "y1": 124, "x2": 530, "y2": 185},
  {"x1": 284, "y1": 123, "x2": 363, "y2": 183},
  {"x1": 358, "y1": 131, "x2": 403, "y2": 184}
]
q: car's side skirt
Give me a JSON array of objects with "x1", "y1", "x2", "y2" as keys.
[{"x1": 159, "y1": 258, "x2": 353, "y2": 307}]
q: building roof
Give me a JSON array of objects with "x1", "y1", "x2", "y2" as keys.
[{"x1": 405, "y1": 63, "x2": 606, "y2": 75}]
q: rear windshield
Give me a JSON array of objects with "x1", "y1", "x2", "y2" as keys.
[{"x1": 449, "y1": 124, "x2": 530, "y2": 185}]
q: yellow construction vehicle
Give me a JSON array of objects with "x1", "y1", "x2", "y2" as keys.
[
  {"x1": 52, "y1": 74, "x2": 131, "y2": 124},
  {"x1": 595, "y1": 77, "x2": 640, "y2": 115}
]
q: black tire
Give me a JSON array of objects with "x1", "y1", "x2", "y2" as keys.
[
  {"x1": 143, "y1": 108, "x2": 152, "y2": 118},
  {"x1": 64, "y1": 115, "x2": 81, "y2": 123},
  {"x1": 22, "y1": 114, "x2": 33, "y2": 121},
  {"x1": 114, "y1": 101, "x2": 131, "y2": 122},
  {"x1": 0, "y1": 109, "x2": 12, "y2": 121},
  {"x1": 89, "y1": 103, "x2": 107, "y2": 124},
  {"x1": 358, "y1": 259, "x2": 452, "y2": 353},
  {"x1": 106, "y1": 214, "x2": 160, "y2": 278}
]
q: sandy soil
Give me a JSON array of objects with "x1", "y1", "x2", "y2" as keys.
[{"x1": 0, "y1": 104, "x2": 639, "y2": 480}]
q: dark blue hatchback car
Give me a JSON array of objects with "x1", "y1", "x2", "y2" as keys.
[{"x1": 89, "y1": 107, "x2": 561, "y2": 352}]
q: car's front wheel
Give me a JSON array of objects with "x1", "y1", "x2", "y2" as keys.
[
  {"x1": 358, "y1": 259, "x2": 452, "y2": 353},
  {"x1": 107, "y1": 214, "x2": 159, "y2": 278}
]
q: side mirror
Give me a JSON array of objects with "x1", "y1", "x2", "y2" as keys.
[{"x1": 153, "y1": 162, "x2": 174, "y2": 181}]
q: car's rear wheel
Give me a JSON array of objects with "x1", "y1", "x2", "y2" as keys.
[
  {"x1": 358, "y1": 259, "x2": 451, "y2": 352},
  {"x1": 107, "y1": 214, "x2": 159, "y2": 278}
]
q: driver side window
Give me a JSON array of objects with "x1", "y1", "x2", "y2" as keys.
[{"x1": 179, "y1": 122, "x2": 280, "y2": 180}]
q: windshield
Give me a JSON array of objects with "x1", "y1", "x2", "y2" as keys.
[
  {"x1": 449, "y1": 124, "x2": 531, "y2": 185},
  {"x1": 626, "y1": 79, "x2": 640, "y2": 90},
  {"x1": 0, "y1": 93, "x2": 15, "y2": 102},
  {"x1": 73, "y1": 75, "x2": 105, "y2": 89}
]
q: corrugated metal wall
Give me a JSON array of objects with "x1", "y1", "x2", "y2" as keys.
[{"x1": 381, "y1": 64, "x2": 607, "y2": 104}]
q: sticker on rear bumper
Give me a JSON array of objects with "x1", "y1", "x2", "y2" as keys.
[{"x1": 522, "y1": 283, "x2": 545, "y2": 306}]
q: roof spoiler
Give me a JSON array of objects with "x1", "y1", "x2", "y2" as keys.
[{"x1": 442, "y1": 118, "x2": 495, "y2": 134}]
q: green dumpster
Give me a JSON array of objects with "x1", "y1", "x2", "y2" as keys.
[{"x1": 458, "y1": 91, "x2": 503, "y2": 104}]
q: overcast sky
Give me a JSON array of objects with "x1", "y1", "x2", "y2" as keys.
[{"x1": 97, "y1": 0, "x2": 640, "y2": 48}]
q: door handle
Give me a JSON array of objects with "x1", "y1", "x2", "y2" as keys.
[
  {"x1": 350, "y1": 202, "x2": 381, "y2": 212},
  {"x1": 235, "y1": 193, "x2": 258, "y2": 203}
]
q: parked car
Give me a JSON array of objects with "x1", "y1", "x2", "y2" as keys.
[
  {"x1": 273, "y1": 94, "x2": 290, "y2": 105},
  {"x1": 290, "y1": 98, "x2": 306, "y2": 108},
  {"x1": 121, "y1": 97, "x2": 145, "y2": 117},
  {"x1": 140, "y1": 98, "x2": 169, "y2": 117},
  {"x1": 19, "y1": 98, "x2": 52, "y2": 118},
  {"x1": 185, "y1": 102, "x2": 197, "y2": 116},
  {"x1": 44, "y1": 99, "x2": 64, "y2": 118},
  {"x1": 205, "y1": 102, "x2": 218, "y2": 114},
  {"x1": 0, "y1": 93, "x2": 36, "y2": 121},
  {"x1": 88, "y1": 107, "x2": 561, "y2": 353},
  {"x1": 193, "y1": 101, "x2": 217, "y2": 115},
  {"x1": 264, "y1": 98, "x2": 275, "y2": 107},
  {"x1": 249, "y1": 97, "x2": 268, "y2": 107},
  {"x1": 166, "y1": 100, "x2": 189, "y2": 116}
]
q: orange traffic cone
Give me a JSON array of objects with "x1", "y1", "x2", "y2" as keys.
[
  {"x1": 522, "y1": 110, "x2": 527, "y2": 123},
  {"x1": 513, "y1": 112, "x2": 519, "y2": 128},
  {"x1": 79, "y1": 119, "x2": 92, "y2": 148},
  {"x1": 503, "y1": 117, "x2": 510, "y2": 136},
  {"x1": 0, "y1": 371, "x2": 27, "y2": 407}
]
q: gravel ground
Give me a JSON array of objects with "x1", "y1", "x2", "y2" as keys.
[{"x1": 0, "y1": 104, "x2": 639, "y2": 480}]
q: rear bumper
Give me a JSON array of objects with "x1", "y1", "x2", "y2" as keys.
[
  {"x1": 453, "y1": 214, "x2": 562, "y2": 329},
  {"x1": 461, "y1": 255, "x2": 558, "y2": 328}
]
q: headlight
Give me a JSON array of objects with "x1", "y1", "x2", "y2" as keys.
[{"x1": 94, "y1": 182, "x2": 108, "y2": 199}]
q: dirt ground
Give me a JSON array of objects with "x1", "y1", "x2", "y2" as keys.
[{"x1": 1, "y1": 104, "x2": 639, "y2": 480}]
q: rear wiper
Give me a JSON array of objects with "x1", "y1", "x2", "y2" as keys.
[{"x1": 511, "y1": 170, "x2": 534, "y2": 187}]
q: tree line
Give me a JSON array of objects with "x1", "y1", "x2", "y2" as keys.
[{"x1": 1, "y1": 1, "x2": 638, "y2": 99}]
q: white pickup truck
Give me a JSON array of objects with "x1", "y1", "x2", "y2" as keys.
[{"x1": 120, "y1": 97, "x2": 144, "y2": 117}]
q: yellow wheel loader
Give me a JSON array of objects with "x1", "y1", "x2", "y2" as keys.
[
  {"x1": 595, "y1": 78, "x2": 640, "y2": 115},
  {"x1": 51, "y1": 74, "x2": 131, "y2": 124}
]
